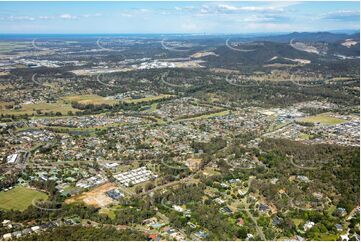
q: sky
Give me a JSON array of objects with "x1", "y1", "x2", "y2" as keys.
[{"x1": 0, "y1": 1, "x2": 359, "y2": 34}]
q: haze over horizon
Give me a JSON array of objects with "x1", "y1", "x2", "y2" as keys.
[{"x1": 0, "y1": 1, "x2": 359, "y2": 34}]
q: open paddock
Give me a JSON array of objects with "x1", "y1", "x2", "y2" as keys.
[
  {"x1": 0, "y1": 100, "x2": 80, "y2": 116},
  {"x1": 62, "y1": 94, "x2": 118, "y2": 106}
]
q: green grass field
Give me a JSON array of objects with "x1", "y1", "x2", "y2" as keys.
[
  {"x1": 123, "y1": 94, "x2": 173, "y2": 104},
  {"x1": 319, "y1": 234, "x2": 340, "y2": 240},
  {"x1": 0, "y1": 186, "x2": 48, "y2": 211},
  {"x1": 177, "y1": 110, "x2": 230, "y2": 122},
  {"x1": 1, "y1": 94, "x2": 120, "y2": 116},
  {"x1": 62, "y1": 94, "x2": 118, "y2": 105},
  {"x1": 99, "y1": 207, "x2": 117, "y2": 220},
  {"x1": 0, "y1": 100, "x2": 80, "y2": 116},
  {"x1": 292, "y1": 218, "x2": 304, "y2": 227},
  {"x1": 299, "y1": 132, "x2": 311, "y2": 140},
  {"x1": 149, "y1": 103, "x2": 158, "y2": 112},
  {"x1": 298, "y1": 113, "x2": 347, "y2": 125}
]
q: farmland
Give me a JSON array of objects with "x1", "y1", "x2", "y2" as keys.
[
  {"x1": 62, "y1": 94, "x2": 118, "y2": 106},
  {"x1": 0, "y1": 100, "x2": 80, "y2": 116}
]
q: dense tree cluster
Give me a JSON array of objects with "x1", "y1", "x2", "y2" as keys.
[{"x1": 22, "y1": 226, "x2": 146, "y2": 241}]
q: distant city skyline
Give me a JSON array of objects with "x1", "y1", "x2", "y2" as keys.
[{"x1": 0, "y1": 1, "x2": 359, "y2": 34}]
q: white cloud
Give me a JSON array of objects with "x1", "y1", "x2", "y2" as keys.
[
  {"x1": 242, "y1": 16, "x2": 277, "y2": 23},
  {"x1": 174, "y1": 6, "x2": 195, "y2": 11},
  {"x1": 0, "y1": 12, "x2": 103, "y2": 22},
  {"x1": 59, "y1": 14, "x2": 78, "y2": 20},
  {"x1": 217, "y1": 4, "x2": 284, "y2": 13},
  {"x1": 6, "y1": 15, "x2": 36, "y2": 21},
  {"x1": 322, "y1": 10, "x2": 360, "y2": 21},
  {"x1": 38, "y1": 16, "x2": 52, "y2": 20},
  {"x1": 120, "y1": 13, "x2": 133, "y2": 18},
  {"x1": 82, "y1": 13, "x2": 102, "y2": 18}
]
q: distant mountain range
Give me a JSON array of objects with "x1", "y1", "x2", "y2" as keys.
[
  {"x1": 0, "y1": 31, "x2": 359, "y2": 42},
  {"x1": 248, "y1": 32, "x2": 360, "y2": 43}
]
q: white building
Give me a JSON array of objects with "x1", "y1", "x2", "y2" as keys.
[
  {"x1": 6, "y1": 154, "x2": 18, "y2": 164},
  {"x1": 173, "y1": 205, "x2": 184, "y2": 213},
  {"x1": 114, "y1": 167, "x2": 157, "y2": 187},
  {"x1": 303, "y1": 221, "x2": 315, "y2": 231},
  {"x1": 2, "y1": 233, "x2": 12, "y2": 240}
]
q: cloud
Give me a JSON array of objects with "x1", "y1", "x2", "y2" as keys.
[
  {"x1": 38, "y1": 16, "x2": 52, "y2": 20},
  {"x1": 170, "y1": 3, "x2": 287, "y2": 16},
  {"x1": 174, "y1": 6, "x2": 195, "y2": 11},
  {"x1": 82, "y1": 13, "x2": 102, "y2": 18},
  {"x1": 119, "y1": 8, "x2": 154, "y2": 17},
  {"x1": 139, "y1": 8, "x2": 150, "y2": 13},
  {"x1": 188, "y1": 3, "x2": 291, "y2": 19},
  {"x1": 323, "y1": 10, "x2": 360, "y2": 22},
  {"x1": 2, "y1": 15, "x2": 36, "y2": 21},
  {"x1": 59, "y1": 14, "x2": 78, "y2": 20},
  {"x1": 0, "y1": 13, "x2": 102, "y2": 22},
  {"x1": 120, "y1": 13, "x2": 133, "y2": 18},
  {"x1": 241, "y1": 14, "x2": 290, "y2": 23},
  {"x1": 217, "y1": 4, "x2": 284, "y2": 12}
]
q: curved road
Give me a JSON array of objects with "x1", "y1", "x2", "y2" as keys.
[{"x1": 225, "y1": 39, "x2": 256, "y2": 52}]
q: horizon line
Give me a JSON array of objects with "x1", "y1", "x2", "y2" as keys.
[{"x1": 0, "y1": 30, "x2": 359, "y2": 35}]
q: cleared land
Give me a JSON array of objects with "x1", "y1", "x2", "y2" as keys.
[
  {"x1": 0, "y1": 42, "x2": 31, "y2": 52},
  {"x1": 62, "y1": 94, "x2": 118, "y2": 105},
  {"x1": 65, "y1": 182, "x2": 117, "y2": 208},
  {"x1": 123, "y1": 94, "x2": 173, "y2": 104},
  {"x1": 299, "y1": 132, "x2": 311, "y2": 140},
  {"x1": 0, "y1": 100, "x2": 80, "y2": 116},
  {"x1": 0, "y1": 186, "x2": 48, "y2": 211},
  {"x1": 177, "y1": 110, "x2": 230, "y2": 122},
  {"x1": 298, "y1": 113, "x2": 347, "y2": 125},
  {"x1": 185, "y1": 158, "x2": 203, "y2": 171},
  {"x1": 190, "y1": 51, "x2": 218, "y2": 58},
  {"x1": 0, "y1": 101, "x2": 14, "y2": 110}
]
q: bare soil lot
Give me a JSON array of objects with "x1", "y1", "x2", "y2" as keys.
[{"x1": 65, "y1": 182, "x2": 118, "y2": 208}]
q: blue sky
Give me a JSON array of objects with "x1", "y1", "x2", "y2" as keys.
[{"x1": 0, "y1": 1, "x2": 359, "y2": 34}]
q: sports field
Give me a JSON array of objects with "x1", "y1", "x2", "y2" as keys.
[
  {"x1": 0, "y1": 186, "x2": 48, "y2": 211},
  {"x1": 298, "y1": 113, "x2": 347, "y2": 125}
]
